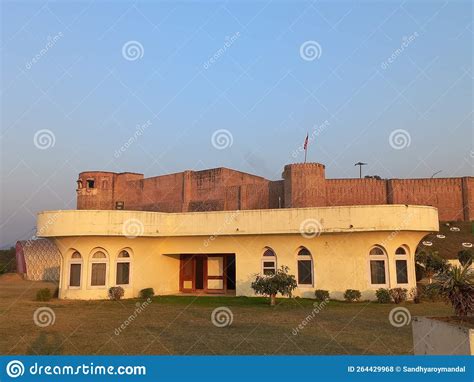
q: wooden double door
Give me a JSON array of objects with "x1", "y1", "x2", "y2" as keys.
[{"x1": 179, "y1": 254, "x2": 235, "y2": 294}]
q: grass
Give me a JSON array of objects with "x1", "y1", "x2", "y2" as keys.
[{"x1": 0, "y1": 275, "x2": 453, "y2": 355}]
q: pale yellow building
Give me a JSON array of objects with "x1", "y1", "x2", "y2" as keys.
[{"x1": 34, "y1": 204, "x2": 438, "y2": 300}]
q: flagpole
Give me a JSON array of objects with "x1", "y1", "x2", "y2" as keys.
[{"x1": 304, "y1": 146, "x2": 307, "y2": 163}]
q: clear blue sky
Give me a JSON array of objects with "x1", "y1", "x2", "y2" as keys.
[{"x1": 0, "y1": 0, "x2": 472, "y2": 247}]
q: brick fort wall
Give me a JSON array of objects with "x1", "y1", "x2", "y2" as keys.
[{"x1": 76, "y1": 163, "x2": 473, "y2": 221}]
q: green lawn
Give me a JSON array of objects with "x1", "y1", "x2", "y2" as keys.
[{"x1": 0, "y1": 276, "x2": 452, "y2": 355}]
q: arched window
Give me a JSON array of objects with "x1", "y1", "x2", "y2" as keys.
[
  {"x1": 297, "y1": 248, "x2": 313, "y2": 286},
  {"x1": 395, "y1": 246, "x2": 409, "y2": 285},
  {"x1": 90, "y1": 251, "x2": 107, "y2": 286},
  {"x1": 116, "y1": 250, "x2": 131, "y2": 285},
  {"x1": 395, "y1": 247, "x2": 406, "y2": 255},
  {"x1": 369, "y1": 246, "x2": 389, "y2": 286},
  {"x1": 262, "y1": 248, "x2": 277, "y2": 275},
  {"x1": 69, "y1": 251, "x2": 82, "y2": 287}
]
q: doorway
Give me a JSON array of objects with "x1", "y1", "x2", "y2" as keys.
[{"x1": 179, "y1": 254, "x2": 236, "y2": 294}]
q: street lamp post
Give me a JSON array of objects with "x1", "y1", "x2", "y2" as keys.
[{"x1": 354, "y1": 162, "x2": 368, "y2": 179}]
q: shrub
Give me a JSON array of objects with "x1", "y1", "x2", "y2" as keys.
[
  {"x1": 389, "y1": 288, "x2": 407, "y2": 304},
  {"x1": 314, "y1": 289, "x2": 330, "y2": 302},
  {"x1": 415, "y1": 251, "x2": 448, "y2": 283},
  {"x1": 429, "y1": 265, "x2": 473, "y2": 316},
  {"x1": 375, "y1": 288, "x2": 391, "y2": 303},
  {"x1": 415, "y1": 263, "x2": 425, "y2": 282},
  {"x1": 0, "y1": 247, "x2": 16, "y2": 273},
  {"x1": 108, "y1": 286, "x2": 125, "y2": 301},
  {"x1": 343, "y1": 289, "x2": 361, "y2": 302},
  {"x1": 36, "y1": 288, "x2": 52, "y2": 301},
  {"x1": 251, "y1": 265, "x2": 297, "y2": 306},
  {"x1": 458, "y1": 250, "x2": 473, "y2": 267},
  {"x1": 417, "y1": 284, "x2": 439, "y2": 302},
  {"x1": 139, "y1": 288, "x2": 155, "y2": 300},
  {"x1": 409, "y1": 287, "x2": 421, "y2": 304}
]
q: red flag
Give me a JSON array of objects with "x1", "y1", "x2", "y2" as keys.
[{"x1": 303, "y1": 133, "x2": 309, "y2": 163}]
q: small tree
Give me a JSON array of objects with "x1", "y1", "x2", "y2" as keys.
[
  {"x1": 251, "y1": 265, "x2": 297, "y2": 306},
  {"x1": 415, "y1": 251, "x2": 448, "y2": 283},
  {"x1": 429, "y1": 265, "x2": 473, "y2": 317}
]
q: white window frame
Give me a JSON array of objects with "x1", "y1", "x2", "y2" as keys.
[
  {"x1": 116, "y1": 250, "x2": 132, "y2": 287},
  {"x1": 297, "y1": 248, "x2": 314, "y2": 288},
  {"x1": 368, "y1": 245, "x2": 389, "y2": 288},
  {"x1": 394, "y1": 246, "x2": 410, "y2": 286},
  {"x1": 89, "y1": 250, "x2": 108, "y2": 289},
  {"x1": 261, "y1": 248, "x2": 277, "y2": 276},
  {"x1": 68, "y1": 251, "x2": 82, "y2": 289}
]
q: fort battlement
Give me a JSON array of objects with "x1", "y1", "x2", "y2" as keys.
[{"x1": 76, "y1": 163, "x2": 473, "y2": 221}]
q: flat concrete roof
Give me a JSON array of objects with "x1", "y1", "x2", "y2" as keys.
[{"x1": 37, "y1": 205, "x2": 439, "y2": 238}]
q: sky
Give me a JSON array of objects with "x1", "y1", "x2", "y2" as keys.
[{"x1": 0, "y1": 0, "x2": 472, "y2": 248}]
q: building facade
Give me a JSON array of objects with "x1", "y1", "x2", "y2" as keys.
[
  {"x1": 34, "y1": 205, "x2": 438, "y2": 300},
  {"x1": 76, "y1": 163, "x2": 474, "y2": 222}
]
